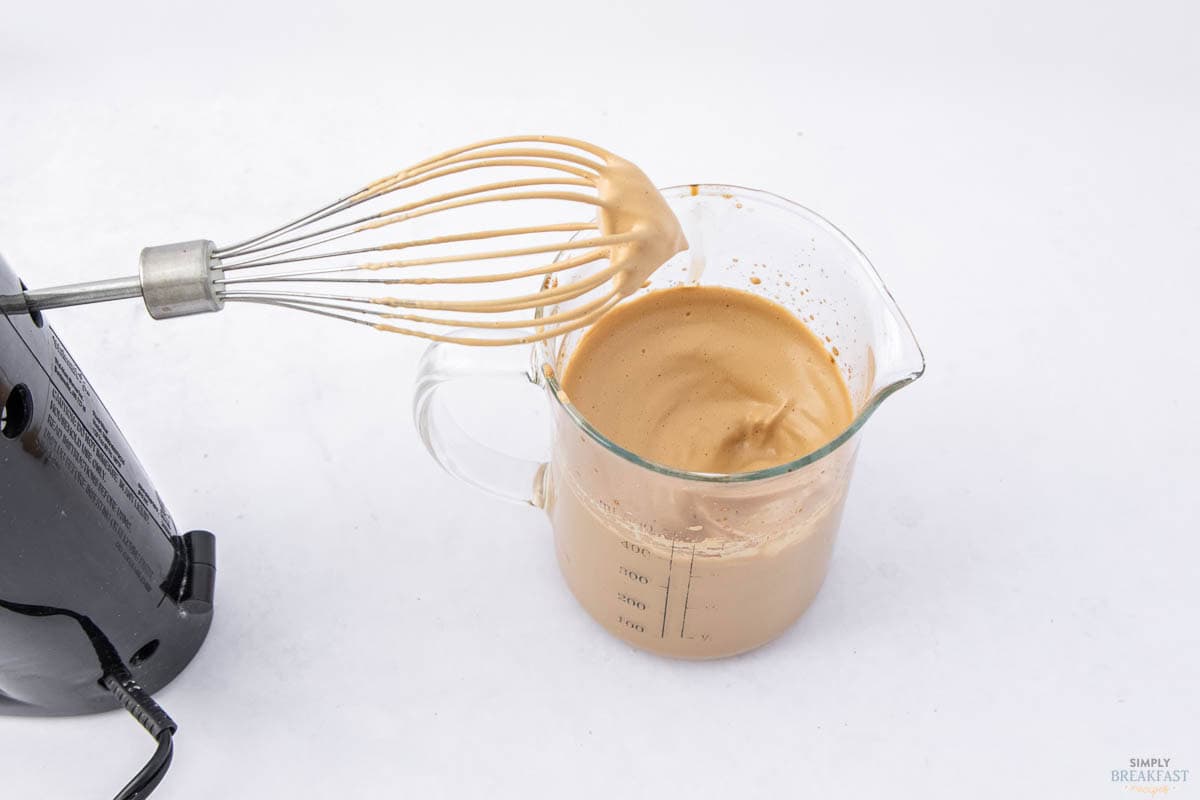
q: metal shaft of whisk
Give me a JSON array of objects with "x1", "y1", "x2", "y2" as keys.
[
  {"x1": 18, "y1": 276, "x2": 144, "y2": 311},
  {"x1": 8, "y1": 241, "x2": 224, "y2": 320}
]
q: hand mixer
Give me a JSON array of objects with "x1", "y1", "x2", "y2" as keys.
[
  {"x1": 6, "y1": 135, "x2": 688, "y2": 345},
  {"x1": 0, "y1": 135, "x2": 684, "y2": 800}
]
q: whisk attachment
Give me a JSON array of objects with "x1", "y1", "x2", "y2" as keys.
[{"x1": 10, "y1": 136, "x2": 687, "y2": 346}]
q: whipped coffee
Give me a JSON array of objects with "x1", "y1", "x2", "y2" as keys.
[
  {"x1": 561, "y1": 285, "x2": 852, "y2": 473},
  {"x1": 547, "y1": 285, "x2": 857, "y2": 658}
]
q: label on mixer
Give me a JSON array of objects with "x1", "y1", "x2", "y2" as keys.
[
  {"x1": 48, "y1": 330, "x2": 95, "y2": 411},
  {"x1": 46, "y1": 331, "x2": 176, "y2": 535},
  {"x1": 29, "y1": 330, "x2": 179, "y2": 591},
  {"x1": 50, "y1": 339, "x2": 124, "y2": 463},
  {"x1": 39, "y1": 390, "x2": 162, "y2": 591}
]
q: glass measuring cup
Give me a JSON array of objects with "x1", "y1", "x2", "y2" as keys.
[{"x1": 413, "y1": 185, "x2": 924, "y2": 659}]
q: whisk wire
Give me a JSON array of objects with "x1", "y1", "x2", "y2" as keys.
[{"x1": 216, "y1": 137, "x2": 639, "y2": 340}]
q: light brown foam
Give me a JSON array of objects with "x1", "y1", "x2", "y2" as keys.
[{"x1": 560, "y1": 285, "x2": 853, "y2": 473}]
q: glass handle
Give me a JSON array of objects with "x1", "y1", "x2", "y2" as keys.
[{"x1": 412, "y1": 332, "x2": 549, "y2": 507}]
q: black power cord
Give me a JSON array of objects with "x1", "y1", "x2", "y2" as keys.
[
  {"x1": 102, "y1": 668, "x2": 178, "y2": 800},
  {"x1": 112, "y1": 733, "x2": 173, "y2": 800},
  {"x1": 0, "y1": 598, "x2": 179, "y2": 799}
]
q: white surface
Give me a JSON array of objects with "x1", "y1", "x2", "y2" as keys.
[{"x1": 3, "y1": 1, "x2": 1199, "y2": 797}]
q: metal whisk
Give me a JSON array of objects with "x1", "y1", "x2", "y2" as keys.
[{"x1": 5, "y1": 136, "x2": 686, "y2": 345}]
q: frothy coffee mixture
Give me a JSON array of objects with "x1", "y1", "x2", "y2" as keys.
[
  {"x1": 561, "y1": 285, "x2": 853, "y2": 473},
  {"x1": 550, "y1": 283, "x2": 858, "y2": 658},
  {"x1": 371, "y1": 137, "x2": 687, "y2": 346}
]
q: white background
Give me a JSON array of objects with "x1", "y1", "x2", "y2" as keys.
[{"x1": 2, "y1": 1, "x2": 1198, "y2": 797}]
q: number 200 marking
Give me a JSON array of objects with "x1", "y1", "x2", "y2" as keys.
[{"x1": 617, "y1": 592, "x2": 647, "y2": 610}]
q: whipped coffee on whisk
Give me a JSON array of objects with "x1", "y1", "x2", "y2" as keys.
[{"x1": 366, "y1": 136, "x2": 688, "y2": 345}]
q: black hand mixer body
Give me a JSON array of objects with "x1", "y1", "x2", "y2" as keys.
[{"x1": 0, "y1": 252, "x2": 214, "y2": 716}]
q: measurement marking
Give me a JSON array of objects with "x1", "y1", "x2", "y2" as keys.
[
  {"x1": 660, "y1": 542, "x2": 675, "y2": 638},
  {"x1": 680, "y1": 544, "x2": 696, "y2": 638}
]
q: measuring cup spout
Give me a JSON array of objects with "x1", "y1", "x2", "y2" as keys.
[
  {"x1": 788, "y1": 198, "x2": 924, "y2": 427},
  {"x1": 865, "y1": 279, "x2": 925, "y2": 409}
]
